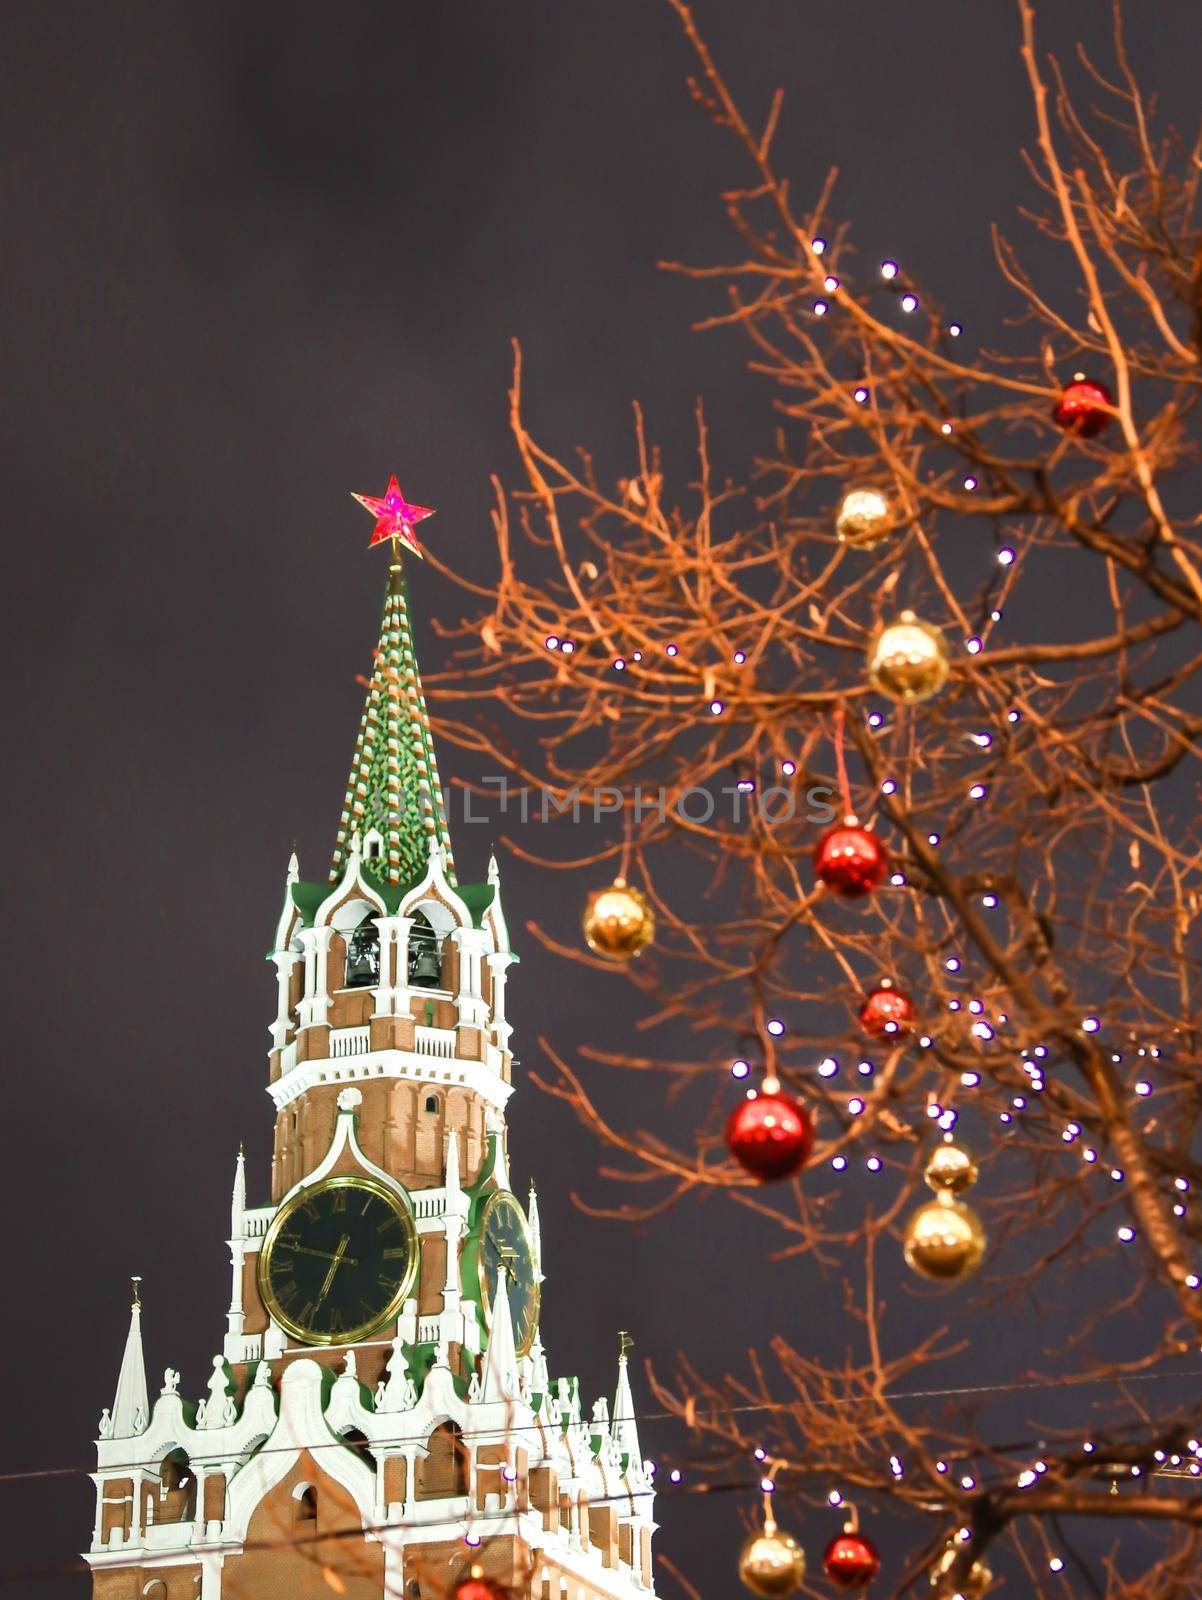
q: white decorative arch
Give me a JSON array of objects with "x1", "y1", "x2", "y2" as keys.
[
  {"x1": 404, "y1": 895, "x2": 459, "y2": 940},
  {"x1": 224, "y1": 1360, "x2": 375, "y2": 1542},
  {"x1": 273, "y1": 1089, "x2": 414, "y2": 1210},
  {"x1": 313, "y1": 841, "x2": 389, "y2": 932},
  {"x1": 396, "y1": 839, "x2": 474, "y2": 934},
  {"x1": 328, "y1": 893, "x2": 381, "y2": 936}
]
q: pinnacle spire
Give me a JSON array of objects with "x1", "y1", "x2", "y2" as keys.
[
  {"x1": 482, "y1": 1268, "x2": 520, "y2": 1402},
  {"x1": 445, "y1": 1129, "x2": 462, "y2": 1197},
  {"x1": 331, "y1": 563, "x2": 455, "y2": 887},
  {"x1": 527, "y1": 1181, "x2": 542, "y2": 1274},
  {"x1": 109, "y1": 1280, "x2": 149, "y2": 1438},
  {"x1": 613, "y1": 1333, "x2": 642, "y2": 1465},
  {"x1": 231, "y1": 1145, "x2": 246, "y2": 1225}
]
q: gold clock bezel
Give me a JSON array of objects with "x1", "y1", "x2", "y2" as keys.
[
  {"x1": 258, "y1": 1174, "x2": 418, "y2": 1347},
  {"x1": 475, "y1": 1188, "x2": 541, "y2": 1357}
]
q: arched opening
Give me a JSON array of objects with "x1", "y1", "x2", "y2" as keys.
[
  {"x1": 239, "y1": 1474, "x2": 384, "y2": 1596},
  {"x1": 408, "y1": 912, "x2": 442, "y2": 988},
  {"x1": 339, "y1": 1428, "x2": 376, "y2": 1469},
  {"x1": 345, "y1": 919, "x2": 380, "y2": 988},
  {"x1": 156, "y1": 1449, "x2": 196, "y2": 1524},
  {"x1": 294, "y1": 1483, "x2": 317, "y2": 1524},
  {"x1": 416, "y1": 1422, "x2": 469, "y2": 1499},
  {"x1": 424, "y1": 1094, "x2": 440, "y2": 1114}
]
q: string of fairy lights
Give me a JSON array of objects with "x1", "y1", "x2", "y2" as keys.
[
  {"x1": 537, "y1": 211, "x2": 1196, "y2": 1596},
  {"x1": 14, "y1": 1360, "x2": 1202, "y2": 1593}
]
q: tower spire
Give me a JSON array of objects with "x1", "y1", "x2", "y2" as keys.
[
  {"x1": 109, "y1": 1279, "x2": 149, "y2": 1438},
  {"x1": 231, "y1": 1143, "x2": 246, "y2": 1224},
  {"x1": 331, "y1": 558, "x2": 455, "y2": 887},
  {"x1": 482, "y1": 1269, "x2": 520, "y2": 1402},
  {"x1": 613, "y1": 1332, "x2": 642, "y2": 1465},
  {"x1": 527, "y1": 1180, "x2": 542, "y2": 1275}
]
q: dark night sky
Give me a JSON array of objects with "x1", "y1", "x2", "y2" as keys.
[{"x1": 2, "y1": 2, "x2": 1199, "y2": 1591}]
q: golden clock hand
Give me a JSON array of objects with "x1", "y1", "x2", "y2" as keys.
[
  {"x1": 318, "y1": 1235, "x2": 351, "y2": 1301},
  {"x1": 281, "y1": 1243, "x2": 360, "y2": 1266}
]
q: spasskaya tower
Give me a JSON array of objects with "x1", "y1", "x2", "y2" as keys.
[{"x1": 85, "y1": 483, "x2": 658, "y2": 1600}]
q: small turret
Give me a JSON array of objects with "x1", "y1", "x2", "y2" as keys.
[
  {"x1": 482, "y1": 1268, "x2": 520, "y2": 1402},
  {"x1": 107, "y1": 1279, "x2": 149, "y2": 1439},
  {"x1": 439, "y1": 1129, "x2": 470, "y2": 1352},
  {"x1": 613, "y1": 1332, "x2": 642, "y2": 1465},
  {"x1": 529, "y1": 1332, "x2": 551, "y2": 1400},
  {"x1": 445, "y1": 1128, "x2": 462, "y2": 1198},
  {"x1": 230, "y1": 1143, "x2": 246, "y2": 1231},
  {"x1": 527, "y1": 1181, "x2": 542, "y2": 1275}
]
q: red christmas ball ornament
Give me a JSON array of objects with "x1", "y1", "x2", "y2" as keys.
[
  {"x1": 814, "y1": 821, "x2": 888, "y2": 900},
  {"x1": 726, "y1": 1086, "x2": 814, "y2": 1182},
  {"x1": 823, "y1": 1531, "x2": 881, "y2": 1590},
  {"x1": 455, "y1": 1574, "x2": 510, "y2": 1600},
  {"x1": 1052, "y1": 376, "x2": 1113, "y2": 440},
  {"x1": 858, "y1": 981, "x2": 916, "y2": 1042}
]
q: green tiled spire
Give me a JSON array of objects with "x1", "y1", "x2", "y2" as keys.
[{"x1": 331, "y1": 563, "x2": 456, "y2": 887}]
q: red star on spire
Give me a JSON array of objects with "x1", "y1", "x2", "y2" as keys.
[{"x1": 351, "y1": 475, "x2": 435, "y2": 556}]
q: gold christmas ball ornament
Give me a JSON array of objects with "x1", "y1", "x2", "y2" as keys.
[
  {"x1": 835, "y1": 488, "x2": 892, "y2": 549},
  {"x1": 929, "y1": 1538, "x2": 993, "y2": 1600},
  {"x1": 738, "y1": 1527, "x2": 807, "y2": 1598},
  {"x1": 582, "y1": 879, "x2": 655, "y2": 961},
  {"x1": 866, "y1": 611, "x2": 950, "y2": 703},
  {"x1": 903, "y1": 1192, "x2": 986, "y2": 1283},
  {"x1": 924, "y1": 1141, "x2": 979, "y2": 1196}
]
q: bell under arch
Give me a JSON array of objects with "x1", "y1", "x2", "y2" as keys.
[{"x1": 407, "y1": 910, "x2": 443, "y2": 989}]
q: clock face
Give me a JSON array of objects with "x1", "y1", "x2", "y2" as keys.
[
  {"x1": 258, "y1": 1175, "x2": 418, "y2": 1346},
  {"x1": 475, "y1": 1189, "x2": 540, "y2": 1356}
]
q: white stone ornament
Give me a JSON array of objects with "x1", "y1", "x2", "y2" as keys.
[
  {"x1": 161, "y1": 1368, "x2": 180, "y2": 1396},
  {"x1": 199, "y1": 1355, "x2": 237, "y2": 1430},
  {"x1": 377, "y1": 1337, "x2": 419, "y2": 1413}
]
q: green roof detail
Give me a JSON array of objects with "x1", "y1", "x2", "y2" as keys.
[
  {"x1": 330, "y1": 563, "x2": 456, "y2": 887},
  {"x1": 458, "y1": 882, "x2": 496, "y2": 925},
  {"x1": 290, "y1": 880, "x2": 329, "y2": 923},
  {"x1": 288, "y1": 870, "x2": 498, "y2": 931}
]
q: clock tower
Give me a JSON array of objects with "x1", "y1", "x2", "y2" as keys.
[{"x1": 85, "y1": 523, "x2": 658, "y2": 1600}]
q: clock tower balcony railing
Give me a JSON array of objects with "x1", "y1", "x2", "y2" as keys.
[
  {"x1": 278, "y1": 1005, "x2": 505, "y2": 1079},
  {"x1": 266, "y1": 1046, "x2": 513, "y2": 1124}
]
